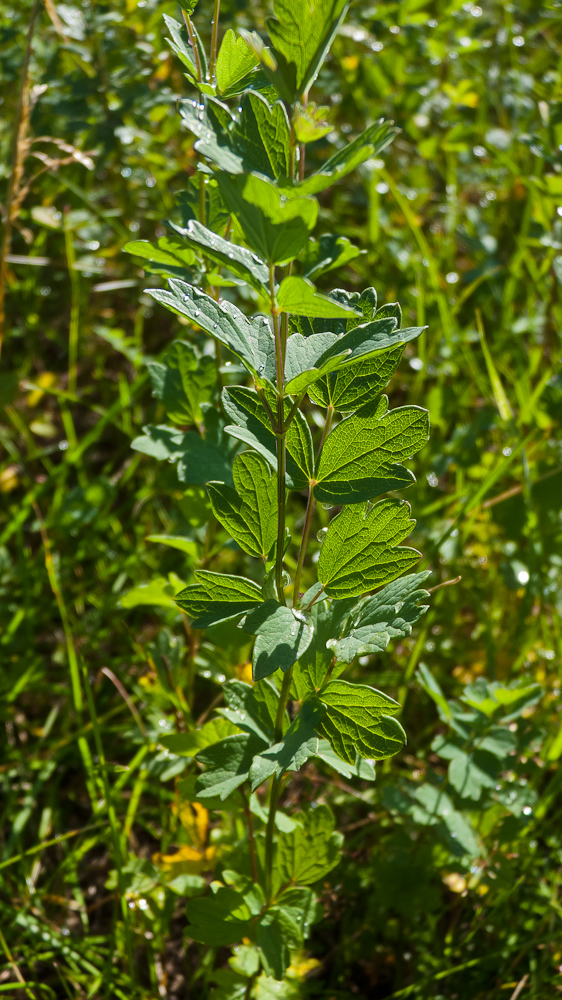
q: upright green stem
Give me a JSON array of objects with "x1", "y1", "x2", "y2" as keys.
[
  {"x1": 209, "y1": 0, "x2": 221, "y2": 83},
  {"x1": 293, "y1": 489, "x2": 314, "y2": 604},
  {"x1": 275, "y1": 420, "x2": 287, "y2": 605},
  {"x1": 264, "y1": 775, "x2": 280, "y2": 902},
  {"x1": 183, "y1": 12, "x2": 203, "y2": 83},
  {"x1": 270, "y1": 264, "x2": 287, "y2": 606},
  {"x1": 274, "y1": 667, "x2": 293, "y2": 743}
]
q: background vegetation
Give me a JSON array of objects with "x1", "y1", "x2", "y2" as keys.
[{"x1": 1, "y1": 0, "x2": 561, "y2": 998}]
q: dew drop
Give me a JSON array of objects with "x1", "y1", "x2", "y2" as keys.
[
  {"x1": 213, "y1": 322, "x2": 218, "y2": 329},
  {"x1": 194, "y1": 309, "x2": 200, "y2": 317},
  {"x1": 183, "y1": 293, "x2": 190, "y2": 301}
]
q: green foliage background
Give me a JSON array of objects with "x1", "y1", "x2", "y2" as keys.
[{"x1": 1, "y1": 0, "x2": 562, "y2": 997}]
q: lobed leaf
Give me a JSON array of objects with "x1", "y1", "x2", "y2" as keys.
[
  {"x1": 195, "y1": 732, "x2": 267, "y2": 801},
  {"x1": 223, "y1": 386, "x2": 314, "y2": 490},
  {"x1": 287, "y1": 119, "x2": 398, "y2": 196},
  {"x1": 318, "y1": 499, "x2": 420, "y2": 598},
  {"x1": 249, "y1": 700, "x2": 322, "y2": 788},
  {"x1": 147, "y1": 340, "x2": 215, "y2": 426},
  {"x1": 315, "y1": 739, "x2": 377, "y2": 781},
  {"x1": 166, "y1": 218, "x2": 269, "y2": 293},
  {"x1": 147, "y1": 280, "x2": 262, "y2": 375},
  {"x1": 219, "y1": 679, "x2": 279, "y2": 743},
  {"x1": 278, "y1": 276, "x2": 363, "y2": 319},
  {"x1": 302, "y1": 234, "x2": 363, "y2": 280},
  {"x1": 241, "y1": 600, "x2": 314, "y2": 680},
  {"x1": 131, "y1": 425, "x2": 232, "y2": 485},
  {"x1": 216, "y1": 173, "x2": 317, "y2": 265},
  {"x1": 208, "y1": 452, "x2": 277, "y2": 560},
  {"x1": 232, "y1": 91, "x2": 291, "y2": 179},
  {"x1": 215, "y1": 28, "x2": 260, "y2": 95},
  {"x1": 329, "y1": 570, "x2": 431, "y2": 663},
  {"x1": 315, "y1": 396, "x2": 429, "y2": 505},
  {"x1": 317, "y1": 679, "x2": 404, "y2": 764},
  {"x1": 309, "y1": 346, "x2": 404, "y2": 411},
  {"x1": 291, "y1": 598, "x2": 354, "y2": 699},
  {"x1": 265, "y1": 0, "x2": 349, "y2": 100},
  {"x1": 186, "y1": 885, "x2": 252, "y2": 945},
  {"x1": 175, "y1": 570, "x2": 263, "y2": 628},
  {"x1": 271, "y1": 803, "x2": 342, "y2": 894},
  {"x1": 160, "y1": 718, "x2": 240, "y2": 757}
]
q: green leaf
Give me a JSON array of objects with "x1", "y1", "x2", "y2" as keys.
[
  {"x1": 131, "y1": 425, "x2": 232, "y2": 485},
  {"x1": 284, "y1": 317, "x2": 418, "y2": 397},
  {"x1": 209, "y1": 969, "x2": 249, "y2": 999},
  {"x1": 223, "y1": 386, "x2": 314, "y2": 491},
  {"x1": 147, "y1": 280, "x2": 262, "y2": 375},
  {"x1": 293, "y1": 102, "x2": 332, "y2": 143},
  {"x1": 315, "y1": 397, "x2": 429, "y2": 505},
  {"x1": 249, "y1": 700, "x2": 322, "y2": 788},
  {"x1": 277, "y1": 276, "x2": 362, "y2": 318},
  {"x1": 160, "y1": 718, "x2": 241, "y2": 757},
  {"x1": 215, "y1": 28, "x2": 260, "y2": 95},
  {"x1": 317, "y1": 499, "x2": 420, "y2": 599},
  {"x1": 186, "y1": 885, "x2": 252, "y2": 945},
  {"x1": 195, "y1": 732, "x2": 267, "y2": 801},
  {"x1": 175, "y1": 571, "x2": 263, "y2": 628},
  {"x1": 328, "y1": 570, "x2": 431, "y2": 663},
  {"x1": 219, "y1": 679, "x2": 278, "y2": 743},
  {"x1": 265, "y1": 0, "x2": 349, "y2": 100},
  {"x1": 314, "y1": 396, "x2": 429, "y2": 504},
  {"x1": 283, "y1": 331, "x2": 348, "y2": 395},
  {"x1": 179, "y1": 95, "x2": 246, "y2": 172},
  {"x1": 163, "y1": 13, "x2": 198, "y2": 79},
  {"x1": 309, "y1": 346, "x2": 404, "y2": 411},
  {"x1": 302, "y1": 234, "x2": 363, "y2": 280},
  {"x1": 241, "y1": 600, "x2": 314, "y2": 680},
  {"x1": 166, "y1": 219, "x2": 269, "y2": 293},
  {"x1": 288, "y1": 119, "x2": 398, "y2": 196},
  {"x1": 123, "y1": 237, "x2": 196, "y2": 275},
  {"x1": 460, "y1": 678, "x2": 542, "y2": 720},
  {"x1": 146, "y1": 534, "x2": 198, "y2": 558},
  {"x1": 215, "y1": 173, "x2": 317, "y2": 265},
  {"x1": 432, "y1": 740, "x2": 498, "y2": 800},
  {"x1": 208, "y1": 452, "x2": 277, "y2": 560},
  {"x1": 233, "y1": 91, "x2": 291, "y2": 180},
  {"x1": 147, "y1": 340, "x2": 215, "y2": 426},
  {"x1": 317, "y1": 679, "x2": 404, "y2": 764},
  {"x1": 272, "y1": 803, "x2": 342, "y2": 893},
  {"x1": 412, "y1": 785, "x2": 480, "y2": 857},
  {"x1": 315, "y1": 739, "x2": 377, "y2": 781},
  {"x1": 119, "y1": 574, "x2": 185, "y2": 610},
  {"x1": 257, "y1": 906, "x2": 301, "y2": 980},
  {"x1": 478, "y1": 726, "x2": 518, "y2": 757}
]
